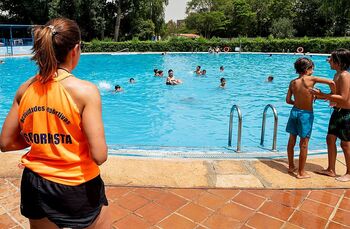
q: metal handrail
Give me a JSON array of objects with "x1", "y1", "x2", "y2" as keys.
[
  {"x1": 228, "y1": 105, "x2": 242, "y2": 152},
  {"x1": 260, "y1": 104, "x2": 278, "y2": 151}
]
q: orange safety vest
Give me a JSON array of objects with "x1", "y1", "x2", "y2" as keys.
[{"x1": 18, "y1": 72, "x2": 99, "y2": 186}]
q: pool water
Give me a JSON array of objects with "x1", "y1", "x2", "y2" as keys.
[{"x1": 0, "y1": 53, "x2": 335, "y2": 152}]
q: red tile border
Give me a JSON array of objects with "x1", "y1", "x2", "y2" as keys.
[
  {"x1": 3, "y1": 182, "x2": 350, "y2": 228},
  {"x1": 259, "y1": 201, "x2": 295, "y2": 221},
  {"x1": 299, "y1": 199, "x2": 334, "y2": 219},
  {"x1": 307, "y1": 190, "x2": 341, "y2": 206},
  {"x1": 289, "y1": 210, "x2": 328, "y2": 229},
  {"x1": 332, "y1": 208, "x2": 350, "y2": 226},
  {"x1": 246, "y1": 213, "x2": 284, "y2": 229},
  {"x1": 232, "y1": 191, "x2": 266, "y2": 209},
  {"x1": 135, "y1": 202, "x2": 172, "y2": 224},
  {"x1": 157, "y1": 214, "x2": 197, "y2": 229}
]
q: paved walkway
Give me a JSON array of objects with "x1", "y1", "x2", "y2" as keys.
[{"x1": 1, "y1": 178, "x2": 350, "y2": 229}]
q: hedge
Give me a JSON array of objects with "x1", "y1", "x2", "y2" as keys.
[{"x1": 82, "y1": 37, "x2": 350, "y2": 54}]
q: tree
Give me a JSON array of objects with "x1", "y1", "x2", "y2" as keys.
[
  {"x1": 247, "y1": 0, "x2": 273, "y2": 36},
  {"x1": 270, "y1": 17, "x2": 295, "y2": 38},
  {"x1": 0, "y1": 0, "x2": 49, "y2": 24},
  {"x1": 132, "y1": 19, "x2": 155, "y2": 40},
  {"x1": 293, "y1": 0, "x2": 327, "y2": 37},
  {"x1": 320, "y1": 0, "x2": 350, "y2": 36},
  {"x1": 226, "y1": 0, "x2": 256, "y2": 36},
  {"x1": 186, "y1": 11, "x2": 227, "y2": 38},
  {"x1": 79, "y1": 0, "x2": 106, "y2": 40},
  {"x1": 108, "y1": 0, "x2": 133, "y2": 41}
]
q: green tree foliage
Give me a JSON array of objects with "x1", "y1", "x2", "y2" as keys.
[
  {"x1": 132, "y1": 19, "x2": 155, "y2": 40},
  {"x1": 270, "y1": 17, "x2": 295, "y2": 38},
  {"x1": 320, "y1": 0, "x2": 350, "y2": 36},
  {"x1": 0, "y1": 0, "x2": 349, "y2": 40},
  {"x1": 293, "y1": 0, "x2": 328, "y2": 37},
  {"x1": 0, "y1": 0, "x2": 49, "y2": 24},
  {"x1": 185, "y1": 11, "x2": 228, "y2": 38},
  {"x1": 226, "y1": 0, "x2": 256, "y2": 36}
]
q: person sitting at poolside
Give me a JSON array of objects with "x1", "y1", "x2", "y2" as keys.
[
  {"x1": 201, "y1": 70, "x2": 207, "y2": 76},
  {"x1": 166, "y1": 69, "x2": 182, "y2": 85},
  {"x1": 220, "y1": 66, "x2": 224, "y2": 72},
  {"x1": 215, "y1": 47, "x2": 220, "y2": 53},
  {"x1": 208, "y1": 47, "x2": 214, "y2": 53},
  {"x1": 267, "y1": 76, "x2": 274, "y2": 82},
  {"x1": 220, "y1": 78, "x2": 226, "y2": 88},
  {"x1": 129, "y1": 78, "x2": 135, "y2": 84},
  {"x1": 194, "y1": 66, "x2": 201, "y2": 75},
  {"x1": 115, "y1": 85, "x2": 123, "y2": 92}
]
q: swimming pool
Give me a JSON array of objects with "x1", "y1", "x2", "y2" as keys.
[{"x1": 0, "y1": 53, "x2": 334, "y2": 152}]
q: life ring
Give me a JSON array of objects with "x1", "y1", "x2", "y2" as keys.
[
  {"x1": 223, "y1": 47, "x2": 230, "y2": 52},
  {"x1": 296, "y1": 47, "x2": 304, "y2": 53}
]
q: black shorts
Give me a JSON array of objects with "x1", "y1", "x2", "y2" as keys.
[
  {"x1": 20, "y1": 168, "x2": 108, "y2": 228},
  {"x1": 328, "y1": 108, "x2": 350, "y2": 141}
]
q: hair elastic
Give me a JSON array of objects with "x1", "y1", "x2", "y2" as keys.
[{"x1": 47, "y1": 25, "x2": 57, "y2": 36}]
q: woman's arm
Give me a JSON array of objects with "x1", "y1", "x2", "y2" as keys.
[
  {"x1": 0, "y1": 91, "x2": 29, "y2": 152},
  {"x1": 81, "y1": 83, "x2": 108, "y2": 165}
]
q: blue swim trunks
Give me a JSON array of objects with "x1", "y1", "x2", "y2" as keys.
[{"x1": 286, "y1": 107, "x2": 314, "y2": 138}]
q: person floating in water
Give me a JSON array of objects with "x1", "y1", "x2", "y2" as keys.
[
  {"x1": 194, "y1": 66, "x2": 201, "y2": 75},
  {"x1": 154, "y1": 69, "x2": 158, "y2": 76},
  {"x1": 286, "y1": 57, "x2": 335, "y2": 179},
  {"x1": 166, "y1": 69, "x2": 182, "y2": 85},
  {"x1": 220, "y1": 78, "x2": 226, "y2": 88},
  {"x1": 154, "y1": 69, "x2": 163, "y2": 77},
  {"x1": 267, "y1": 76, "x2": 274, "y2": 82},
  {"x1": 220, "y1": 66, "x2": 224, "y2": 72},
  {"x1": 0, "y1": 60, "x2": 4, "y2": 64},
  {"x1": 115, "y1": 85, "x2": 123, "y2": 92},
  {"x1": 201, "y1": 69, "x2": 207, "y2": 76},
  {"x1": 129, "y1": 78, "x2": 135, "y2": 83}
]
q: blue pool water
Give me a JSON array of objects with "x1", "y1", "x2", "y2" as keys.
[{"x1": 0, "y1": 53, "x2": 334, "y2": 152}]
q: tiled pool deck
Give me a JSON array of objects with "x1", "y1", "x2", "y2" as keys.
[
  {"x1": 1, "y1": 152, "x2": 350, "y2": 228},
  {"x1": 1, "y1": 178, "x2": 350, "y2": 229}
]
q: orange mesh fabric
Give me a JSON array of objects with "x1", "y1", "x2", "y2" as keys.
[{"x1": 18, "y1": 72, "x2": 99, "y2": 186}]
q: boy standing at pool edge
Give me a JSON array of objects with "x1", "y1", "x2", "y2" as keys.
[{"x1": 286, "y1": 57, "x2": 335, "y2": 179}]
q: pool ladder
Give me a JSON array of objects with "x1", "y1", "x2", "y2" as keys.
[
  {"x1": 228, "y1": 104, "x2": 278, "y2": 152},
  {"x1": 260, "y1": 104, "x2": 278, "y2": 151},
  {"x1": 228, "y1": 105, "x2": 242, "y2": 152}
]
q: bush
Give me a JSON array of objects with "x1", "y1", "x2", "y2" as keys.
[{"x1": 82, "y1": 37, "x2": 350, "y2": 53}]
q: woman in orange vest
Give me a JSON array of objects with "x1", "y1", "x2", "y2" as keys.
[{"x1": 0, "y1": 18, "x2": 111, "y2": 228}]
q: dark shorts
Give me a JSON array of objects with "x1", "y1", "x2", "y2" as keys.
[
  {"x1": 328, "y1": 108, "x2": 350, "y2": 141},
  {"x1": 21, "y1": 168, "x2": 108, "y2": 228}
]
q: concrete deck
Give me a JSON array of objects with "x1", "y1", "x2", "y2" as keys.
[{"x1": 1, "y1": 152, "x2": 349, "y2": 189}]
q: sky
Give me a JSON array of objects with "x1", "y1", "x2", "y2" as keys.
[{"x1": 165, "y1": 0, "x2": 190, "y2": 22}]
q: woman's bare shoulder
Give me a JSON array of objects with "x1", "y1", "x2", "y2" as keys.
[
  {"x1": 60, "y1": 76, "x2": 100, "y2": 109},
  {"x1": 16, "y1": 76, "x2": 37, "y2": 103}
]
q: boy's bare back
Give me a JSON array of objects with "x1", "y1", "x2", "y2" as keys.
[{"x1": 290, "y1": 75, "x2": 315, "y2": 111}]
